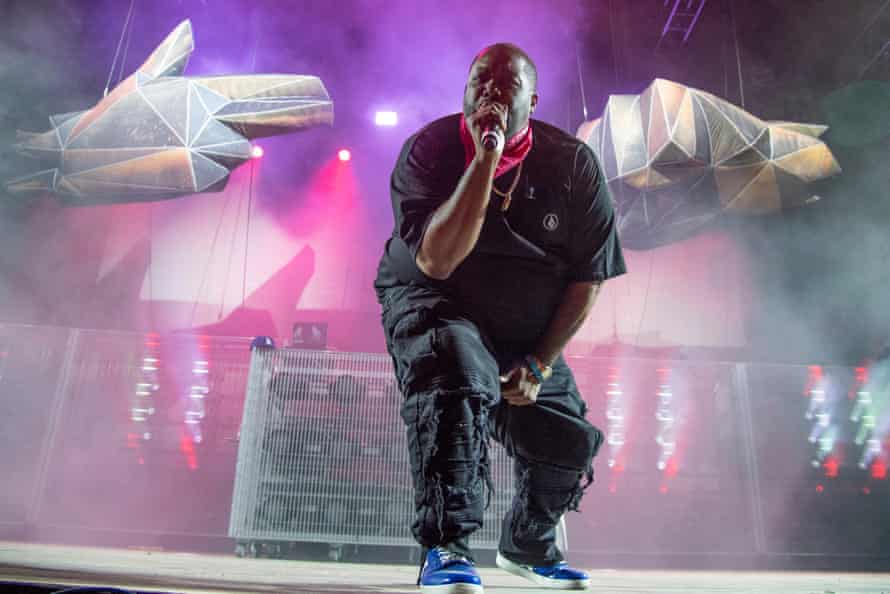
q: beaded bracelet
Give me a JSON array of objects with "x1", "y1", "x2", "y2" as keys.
[{"x1": 524, "y1": 354, "x2": 551, "y2": 384}]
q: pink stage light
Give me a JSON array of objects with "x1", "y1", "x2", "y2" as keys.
[
  {"x1": 375, "y1": 111, "x2": 398, "y2": 126},
  {"x1": 251, "y1": 145, "x2": 264, "y2": 159},
  {"x1": 338, "y1": 149, "x2": 351, "y2": 162}
]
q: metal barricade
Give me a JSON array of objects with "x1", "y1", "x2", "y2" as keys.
[{"x1": 228, "y1": 347, "x2": 515, "y2": 555}]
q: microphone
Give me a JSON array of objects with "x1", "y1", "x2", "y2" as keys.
[{"x1": 481, "y1": 124, "x2": 504, "y2": 151}]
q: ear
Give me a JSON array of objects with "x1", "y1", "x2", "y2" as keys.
[{"x1": 530, "y1": 93, "x2": 539, "y2": 114}]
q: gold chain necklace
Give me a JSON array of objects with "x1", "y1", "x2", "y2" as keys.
[{"x1": 491, "y1": 161, "x2": 523, "y2": 212}]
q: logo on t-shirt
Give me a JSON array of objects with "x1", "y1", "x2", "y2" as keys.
[{"x1": 543, "y1": 213, "x2": 559, "y2": 231}]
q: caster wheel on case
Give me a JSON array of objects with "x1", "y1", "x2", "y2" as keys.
[{"x1": 328, "y1": 544, "x2": 343, "y2": 561}]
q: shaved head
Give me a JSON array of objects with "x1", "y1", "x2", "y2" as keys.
[{"x1": 470, "y1": 43, "x2": 538, "y2": 92}]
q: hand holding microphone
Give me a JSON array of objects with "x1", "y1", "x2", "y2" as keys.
[{"x1": 470, "y1": 101, "x2": 507, "y2": 154}]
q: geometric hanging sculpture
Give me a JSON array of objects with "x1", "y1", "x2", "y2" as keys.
[
  {"x1": 577, "y1": 78, "x2": 841, "y2": 249},
  {"x1": 7, "y1": 20, "x2": 334, "y2": 203}
]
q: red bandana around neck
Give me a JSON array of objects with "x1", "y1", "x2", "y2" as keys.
[{"x1": 459, "y1": 114, "x2": 533, "y2": 179}]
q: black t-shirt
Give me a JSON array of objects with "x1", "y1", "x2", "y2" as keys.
[{"x1": 375, "y1": 113, "x2": 626, "y2": 351}]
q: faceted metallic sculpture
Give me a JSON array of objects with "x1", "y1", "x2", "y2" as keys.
[
  {"x1": 7, "y1": 20, "x2": 333, "y2": 203},
  {"x1": 577, "y1": 78, "x2": 840, "y2": 248}
]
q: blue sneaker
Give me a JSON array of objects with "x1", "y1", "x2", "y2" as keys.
[
  {"x1": 496, "y1": 552, "x2": 590, "y2": 589},
  {"x1": 419, "y1": 547, "x2": 484, "y2": 593}
]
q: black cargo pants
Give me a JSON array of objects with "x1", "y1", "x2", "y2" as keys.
[{"x1": 379, "y1": 286, "x2": 603, "y2": 565}]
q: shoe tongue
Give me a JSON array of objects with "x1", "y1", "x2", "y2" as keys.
[{"x1": 438, "y1": 550, "x2": 467, "y2": 564}]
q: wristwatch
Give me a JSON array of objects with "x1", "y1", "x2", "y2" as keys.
[{"x1": 524, "y1": 354, "x2": 553, "y2": 384}]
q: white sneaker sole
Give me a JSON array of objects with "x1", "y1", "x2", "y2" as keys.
[
  {"x1": 419, "y1": 582, "x2": 483, "y2": 594},
  {"x1": 496, "y1": 552, "x2": 590, "y2": 590}
]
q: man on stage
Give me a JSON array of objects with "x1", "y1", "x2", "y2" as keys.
[{"x1": 375, "y1": 43, "x2": 626, "y2": 593}]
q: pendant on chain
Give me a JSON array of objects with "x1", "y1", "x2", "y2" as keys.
[{"x1": 492, "y1": 162, "x2": 523, "y2": 212}]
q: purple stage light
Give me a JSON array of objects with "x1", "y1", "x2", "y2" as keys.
[
  {"x1": 251, "y1": 145, "x2": 264, "y2": 159},
  {"x1": 338, "y1": 149, "x2": 351, "y2": 162},
  {"x1": 375, "y1": 111, "x2": 398, "y2": 126}
]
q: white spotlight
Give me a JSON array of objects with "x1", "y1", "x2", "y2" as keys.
[{"x1": 375, "y1": 111, "x2": 398, "y2": 126}]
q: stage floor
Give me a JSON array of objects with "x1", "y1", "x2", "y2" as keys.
[{"x1": 1, "y1": 541, "x2": 888, "y2": 593}]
